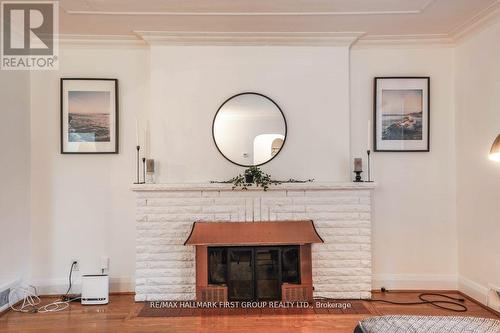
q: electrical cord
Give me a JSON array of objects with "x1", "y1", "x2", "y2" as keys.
[
  {"x1": 314, "y1": 289, "x2": 468, "y2": 312},
  {"x1": 61, "y1": 261, "x2": 77, "y2": 301},
  {"x1": 368, "y1": 289, "x2": 468, "y2": 312},
  {"x1": 9, "y1": 261, "x2": 81, "y2": 313},
  {"x1": 9, "y1": 285, "x2": 41, "y2": 313},
  {"x1": 9, "y1": 286, "x2": 80, "y2": 313}
]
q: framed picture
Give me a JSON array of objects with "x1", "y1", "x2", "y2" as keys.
[
  {"x1": 374, "y1": 77, "x2": 430, "y2": 152},
  {"x1": 60, "y1": 78, "x2": 118, "y2": 154}
]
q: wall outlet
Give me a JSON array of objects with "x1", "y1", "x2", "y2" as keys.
[
  {"x1": 71, "y1": 260, "x2": 79, "y2": 271},
  {"x1": 100, "y1": 256, "x2": 110, "y2": 273},
  {"x1": 0, "y1": 288, "x2": 10, "y2": 308}
]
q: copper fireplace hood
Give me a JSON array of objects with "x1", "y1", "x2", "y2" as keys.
[
  {"x1": 184, "y1": 220, "x2": 324, "y2": 246},
  {"x1": 184, "y1": 220, "x2": 323, "y2": 302}
]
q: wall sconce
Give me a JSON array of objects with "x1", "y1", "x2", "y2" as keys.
[{"x1": 489, "y1": 134, "x2": 500, "y2": 162}]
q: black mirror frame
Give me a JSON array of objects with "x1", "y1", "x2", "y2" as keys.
[{"x1": 212, "y1": 92, "x2": 287, "y2": 167}]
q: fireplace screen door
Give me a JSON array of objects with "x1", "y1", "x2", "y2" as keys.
[
  {"x1": 254, "y1": 248, "x2": 281, "y2": 300},
  {"x1": 209, "y1": 246, "x2": 300, "y2": 301},
  {"x1": 228, "y1": 248, "x2": 254, "y2": 301}
]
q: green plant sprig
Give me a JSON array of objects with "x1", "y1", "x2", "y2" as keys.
[{"x1": 210, "y1": 167, "x2": 314, "y2": 191}]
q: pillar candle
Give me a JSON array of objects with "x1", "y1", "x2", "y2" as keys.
[
  {"x1": 354, "y1": 158, "x2": 363, "y2": 172},
  {"x1": 146, "y1": 159, "x2": 155, "y2": 173}
]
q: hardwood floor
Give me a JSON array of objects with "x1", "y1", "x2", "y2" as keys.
[{"x1": 0, "y1": 292, "x2": 498, "y2": 333}]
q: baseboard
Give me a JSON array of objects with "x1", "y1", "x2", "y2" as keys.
[
  {"x1": 30, "y1": 276, "x2": 134, "y2": 295},
  {"x1": 458, "y1": 275, "x2": 489, "y2": 306},
  {"x1": 373, "y1": 274, "x2": 458, "y2": 290},
  {"x1": 108, "y1": 276, "x2": 135, "y2": 294}
]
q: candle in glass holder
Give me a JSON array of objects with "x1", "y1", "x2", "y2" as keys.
[
  {"x1": 354, "y1": 158, "x2": 363, "y2": 172},
  {"x1": 146, "y1": 159, "x2": 155, "y2": 184}
]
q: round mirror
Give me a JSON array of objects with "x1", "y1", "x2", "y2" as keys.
[{"x1": 212, "y1": 92, "x2": 287, "y2": 167}]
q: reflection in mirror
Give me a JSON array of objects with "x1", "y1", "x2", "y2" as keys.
[
  {"x1": 271, "y1": 138, "x2": 284, "y2": 157},
  {"x1": 213, "y1": 93, "x2": 287, "y2": 166}
]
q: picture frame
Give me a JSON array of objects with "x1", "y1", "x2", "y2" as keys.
[
  {"x1": 60, "y1": 78, "x2": 119, "y2": 154},
  {"x1": 373, "y1": 77, "x2": 430, "y2": 152}
]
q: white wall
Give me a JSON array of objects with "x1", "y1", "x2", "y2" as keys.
[
  {"x1": 350, "y1": 46, "x2": 458, "y2": 289},
  {"x1": 26, "y1": 42, "x2": 463, "y2": 294},
  {"x1": 149, "y1": 46, "x2": 351, "y2": 183},
  {"x1": 29, "y1": 45, "x2": 149, "y2": 293},
  {"x1": 25, "y1": 35, "x2": 500, "y2": 298},
  {"x1": 455, "y1": 20, "x2": 500, "y2": 303},
  {"x1": 0, "y1": 71, "x2": 31, "y2": 290},
  {"x1": 28, "y1": 44, "x2": 353, "y2": 293}
]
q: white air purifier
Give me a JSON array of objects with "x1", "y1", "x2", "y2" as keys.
[{"x1": 81, "y1": 274, "x2": 109, "y2": 305}]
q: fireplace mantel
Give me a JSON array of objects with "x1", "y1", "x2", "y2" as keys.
[
  {"x1": 132, "y1": 181, "x2": 376, "y2": 302},
  {"x1": 131, "y1": 181, "x2": 377, "y2": 192}
]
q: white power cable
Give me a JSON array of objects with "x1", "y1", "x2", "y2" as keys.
[
  {"x1": 9, "y1": 285, "x2": 79, "y2": 313},
  {"x1": 9, "y1": 285, "x2": 40, "y2": 313}
]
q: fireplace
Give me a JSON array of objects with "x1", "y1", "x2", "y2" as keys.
[
  {"x1": 184, "y1": 220, "x2": 324, "y2": 302},
  {"x1": 132, "y1": 182, "x2": 375, "y2": 302}
]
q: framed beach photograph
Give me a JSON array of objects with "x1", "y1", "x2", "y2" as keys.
[
  {"x1": 374, "y1": 77, "x2": 430, "y2": 152},
  {"x1": 61, "y1": 78, "x2": 118, "y2": 154}
]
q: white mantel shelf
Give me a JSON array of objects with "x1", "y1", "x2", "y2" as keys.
[{"x1": 131, "y1": 181, "x2": 377, "y2": 192}]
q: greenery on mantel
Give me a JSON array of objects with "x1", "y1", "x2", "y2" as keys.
[{"x1": 210, "y1": 166, "x2": 314, "y2": 191}]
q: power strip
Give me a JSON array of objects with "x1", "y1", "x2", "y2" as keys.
[
  {"x1": 0, "y1": 289, "x2": 10, "y2": 308},
  {"x1": 0, "y1": 278, "x2": 22, "y2": 313}
]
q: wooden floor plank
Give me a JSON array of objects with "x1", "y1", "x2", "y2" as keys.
[{"x1": 0, "y1": 291, "x2": 498, "y2": 333}]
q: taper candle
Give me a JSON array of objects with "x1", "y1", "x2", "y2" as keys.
[
  {"x1": 367, "y1": 120, "x2": 371, "y2": 149},
  {"x1": 135, "y1": 119, "x2": 139, "y2": 146},
  {"x1": 143, "y1": 127, "x2": 147, "y2": 158},
  {"x1": 145, "y1": 122, "x2": 150, "y2": 157}
]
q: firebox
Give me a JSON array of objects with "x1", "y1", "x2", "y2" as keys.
[
  {"x1": 184, "y1": 220, "x2": 324, "y2": 302},
  {"x1": 208, "y1": 246, "x2": 300, "y2": 301}
]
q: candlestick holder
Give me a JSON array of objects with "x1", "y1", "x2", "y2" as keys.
[
  {"x1": 353, "y1": 171, "x2": 363, "y2": 182},
  {"x1": 134, "y1": 145, "x2": 141, "y2": 184},
  {"x1": 366, "y1": 150, "x2": 372, "y2": 182},
  {"x1": 142, "y1": 157, "x2": 146, "y2": 184}
]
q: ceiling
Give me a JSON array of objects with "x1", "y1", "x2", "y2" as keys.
[{"x1": 52, "y1": 0, "x2": 500, "y2": 42}]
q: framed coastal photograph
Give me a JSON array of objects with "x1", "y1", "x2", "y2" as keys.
[
  {"x1": 61, "y1": 78, "x2": 118, "y2": 154},
  {"x1": 374, "y1": 77, "x2": 430, "y2": 152}
]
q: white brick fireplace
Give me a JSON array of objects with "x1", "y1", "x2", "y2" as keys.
[{"x1": 132, "y1": 182, "x2": 376, "y2": 302}]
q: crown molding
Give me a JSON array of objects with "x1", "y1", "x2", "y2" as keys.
[
  {"x1": 134, "y1": 31, "x2": 365, "y2": 46},
  {"x1": 56, "y1": 0, "x2": 500, "y2": 50},
  {"x1": 451, "y1": 0, "x2": 500, "y2": 43},
  {"x1": 352, "y1": 0, "x2": 500, "y2": 49},
  {"x1": 65, "y1": 0, "x2": 435, "y2": 17},
  {"x1": 58, "y1": 34, "x2": 147, "y2": 48},
  {"x1": 353, "y1": 34, "x2": 454, "y2": 49},
  {"x1": 64, "y1": 10, "x2": 420, "y2": 16}
]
